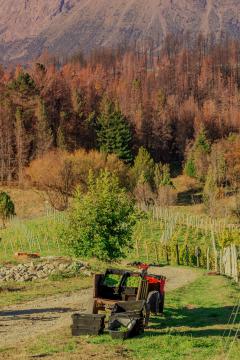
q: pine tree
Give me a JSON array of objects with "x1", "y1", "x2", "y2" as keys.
[
  {"x1": 184, "y1": 156, "x2": 197, "y2": 178},
  {"x1": 194, "y1": 126, "x2": 211, "y2": 153},
  {"x1": 184, "y1": 126, "x2": 210, "y2": 181},
  {"x1": 132, "y1": 147, "x2": 155, "y2": 187},
  {"x1": 97, "y1": 97, "x2": 132, "y2": 163},
  {"x1": 35, "y1": 99, "x2": 53, "y2": 157},
  {"x1": 154, "y1": 163, "x2": 173, "y2": 189}
]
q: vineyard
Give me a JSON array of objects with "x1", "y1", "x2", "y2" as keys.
[
  {"x1": 0, "y1": 206, "x2": 239, "y2": 281},
  {"x1": 0, "y1": 210, "x2": 65, "y2": 261}
]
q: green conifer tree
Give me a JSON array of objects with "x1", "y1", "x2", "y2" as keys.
[
  {"x1": 184, "y1": 126, "x2": 210, "y2": 181},
  {"x1": 132, "y1": 147, "x2": 155, "y2": 187},
  {"x1": 97, "y1": 97, "x2": 132, "y2": 163}
]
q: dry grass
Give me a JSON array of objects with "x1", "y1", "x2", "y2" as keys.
[{"x1": 0, "y1": 186, "x2": 46, "y2": 219}]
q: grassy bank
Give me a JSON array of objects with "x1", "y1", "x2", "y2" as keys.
[{"x1": 0, "y1": 274, "x2": 92, "y2": 307}]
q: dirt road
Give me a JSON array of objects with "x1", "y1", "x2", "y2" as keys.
[{"x1": 0, "y1": 266, "x2": 200, "y2": 349}]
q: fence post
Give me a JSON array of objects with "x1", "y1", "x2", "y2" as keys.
[
  {"x1": 207, "y1": 247, "x2": 210, "y2": 271},
  {"x1": 211, "y1": 227, "x2": 218, "y2": 272},
  {"x1": 219, "y1": 249, "x2": 223, "y2": 275},
  {"x1": 176, "y1": 244, "x2": 180, "y2": 265},
  {"x1": 135, "y1": 237, "x2": 140, "y2": 258},
  {"x1": 165, "y1": 246, "x2": 169, "y2": 264},
  {"x1": 231, "y1": 244, "x2": 239, "y2": 283},
  {"x1": 145, "y1": 241, "x2": 149, "y2": 262},
  {"x1": 225, "y1": 246, "x2": 231, "y2": 277},
  {"x1": 154, "y1": 242, "x2": 159, "y2": 264}
]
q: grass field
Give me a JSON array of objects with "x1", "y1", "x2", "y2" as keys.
[
  {"x1": 0, "y1": 213, "x2": 66, "y2": 261},
  {"x1": 89, "y1": 274, "x2": 240, "y2": 360},
  {"x1": 0, "y1": 274, "x2": 92, "y2": 307},
  {"x1": 0, "y1": 273, "x2": 239, "y2": 360}
]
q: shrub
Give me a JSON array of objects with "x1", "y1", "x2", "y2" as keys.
[
  {"x1": 60, "y1": 170, "x2": 138, "y2": 261},
  {"x1": 26, "y1": 149, "x2": 130, "y2": 210},
  {"x1": 155, "y1": 185, "x2": 177, "y2": 206},
  {"x1": 184, "y1": 157, "x2": 196, "y2": 178},
  {"x1": 0, "y1": 192, "x2": 15, "y2": 227},
  {"x1": 203, "y1": 170, "x2": 220, "y2": 218}
]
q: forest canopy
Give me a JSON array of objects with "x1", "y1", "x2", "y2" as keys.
[{"x1": 0, "y1": 36, "x2": 240, "y2": 184}]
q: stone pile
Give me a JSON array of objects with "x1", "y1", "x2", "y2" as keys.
[{"x1": 0, "y1": 257, "x2": 91, "y2": 282}]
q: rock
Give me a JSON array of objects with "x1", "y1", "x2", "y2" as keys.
[
  {"x1": 0, "y1": 257, "x2": 92, "y2": 282},
  {"x1": 58, "y1": 263, "x2": 69, "y2": 272}
]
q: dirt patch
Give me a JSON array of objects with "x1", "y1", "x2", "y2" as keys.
[
  {"x1": 0, "y1": 266, "x2": 201, "y2": 349},
  {"x1": 148, "y1": 266, "x2": 201, "y2": 292},
  {"x1": 0, "y1": 288, "x2": 92, "y2": 348}
]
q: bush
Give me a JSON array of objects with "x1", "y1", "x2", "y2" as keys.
[
  {"x1": 184, "y1": 157, "x2": 196, "y2": 178},
  {"x1": 155, "y1": 186, "x2": 177, "y2": 206},
  {"x1": 0, "y1": 192, "x2": 15, "y2": 227},
  {"x1": 26, "y1": 149, "x2": 130, "y2": 210},
  {"x1": 60, "y1": 170, "x2": 138, "y2": 261}
]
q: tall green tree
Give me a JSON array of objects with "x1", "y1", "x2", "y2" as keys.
[
  {"x1": 154, "y1": 163, "x2": 173, "y2": 189},
  {"x1": 60, "y1": 170, "x2": 137, "y2": 261},
  {"x1": 131, "y1": 147, "x2": 155, "y2": 187},
  {"x1": 97, "y1": 97, "x2": 132, "y2": 163},
  {"x1": 184, "y1": 126, "x2": 211, "y2": 181},
  {"x1": 8, "y1": 71, "x2": 36, "y2": 94}
]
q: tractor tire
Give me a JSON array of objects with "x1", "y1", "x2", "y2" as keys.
[
  {"x1": 159, "y1": 293, "x2": 165, "y2": 315},
  {"x1": 146, "y1": 290, "x2": 160, "y2": 315}
]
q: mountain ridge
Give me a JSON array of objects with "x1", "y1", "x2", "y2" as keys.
[{"x1": 0, "y1": 0, "x2": 240, "y2": 63}]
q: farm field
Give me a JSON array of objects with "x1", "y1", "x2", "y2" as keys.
[
  {"x1": 0, "y1": 268, "x2": 239, "y2": 360},
  {"x1": 0, "y1": 206, "x2": 237, "y2": 266},
  {"x1": 0, "y1": 188, "x2": 239, "y2": 360}
]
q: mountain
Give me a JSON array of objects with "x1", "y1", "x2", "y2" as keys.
[{"x1": 1, "y1": 0, "x2": 240, "y2": 63}]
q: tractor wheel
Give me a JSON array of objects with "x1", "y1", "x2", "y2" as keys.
[{"x1": 159, "y1": 293, "x2": 165, "y2": 315}]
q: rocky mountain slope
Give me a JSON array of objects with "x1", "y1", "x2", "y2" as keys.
[{"x1": 0, "y1": 0, "x2": 240, "y2": 63}]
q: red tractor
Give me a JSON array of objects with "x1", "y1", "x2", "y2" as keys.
[{"x1": 91, "y1": 268, "x2": 166, "y2": 324}]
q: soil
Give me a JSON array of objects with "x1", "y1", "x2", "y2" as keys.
[{"x1": 0, "y1": 266, "x2": 201, "y2": 349}]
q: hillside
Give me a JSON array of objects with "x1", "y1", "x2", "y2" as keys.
[{"x1": 1, "y1": 0, "x2": 240, "y2": 63}]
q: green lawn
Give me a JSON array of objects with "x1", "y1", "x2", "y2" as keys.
[{"x1": 89, "y1": 274, "x2": 239, "y2": 360}]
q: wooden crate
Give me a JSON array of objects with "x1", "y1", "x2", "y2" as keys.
[{"x1": 71, "y1": 313, "x2": 105, "y2": 336}]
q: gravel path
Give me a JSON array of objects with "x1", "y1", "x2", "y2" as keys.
[{"x1": 0, "y1": 266, "x2": 201, "y2": 348}]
